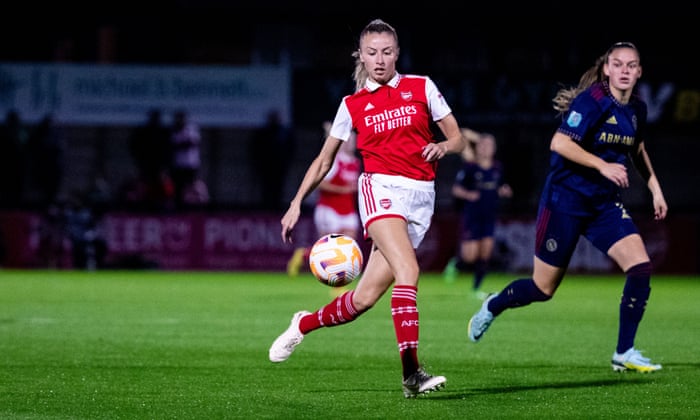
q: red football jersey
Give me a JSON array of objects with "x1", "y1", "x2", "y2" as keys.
[
  {"x1": 332, "y1": 73, "x2": 452, "y2": 181},
  {"x1": 317, "y1": 152, "x2": 361, "y2": 215}
]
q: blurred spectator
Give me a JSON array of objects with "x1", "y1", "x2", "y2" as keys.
[
  {"x1": 249, "y1": 109, "x2": 296, "y2": 211},
  {"x1": 168, "y1": 109, "x2": 206, "y2": 209},
  {"x1": 85, "y1": 173, "x2": 114, "y2": 218},
  {"x1": 119, "y1": 174, "x2": 175, "y2": 212},
  {"x1": 36, "y1": 201, "x2": 71, "y2": 268},
  {"x1": 129, "y1": 109, "x2": 171, "y2": 187},
  {"x1": 0, "y1": 109, "x2": 29, "y2": 208},
  {"x1": 63, "y1": 191, "x2": 108, "y2": 270},
  {"x1": 28, "y1": 113, "x2": 64, "y2": 208},
  {"x1": 181, "y1": 177, "x2": 210, "y2": 208},
  {"x1": 123, "y1": 109, "x2": 175, "y2": 212},
  {"x1": 37, "y1": 191, "x2": 108, "y2": 270}
]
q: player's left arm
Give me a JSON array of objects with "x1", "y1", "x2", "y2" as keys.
[
  {"x1": 423, "y1": 77, "x2": 466, "y2": 161},
  {"x1": 432, "y1": 113, "x2": 465, "y2": 157},
  {"x1": 631, "y1": 140, "x2": 668, "y2": 220}
]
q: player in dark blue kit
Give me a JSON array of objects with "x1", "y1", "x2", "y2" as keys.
[
  {"x1": 467, "y1": 42, "x2": 668, "y2": 373},
  {"x1": 444, "y1": 132, "x2": 512, "y2": 300}
]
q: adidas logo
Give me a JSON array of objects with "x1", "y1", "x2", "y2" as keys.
[
  {"x1": 364, "y1": 102, "x2": 375, "y2": 111},
  {"x1": 606, "y1": 116, "x2": 618, "y2": 124}
]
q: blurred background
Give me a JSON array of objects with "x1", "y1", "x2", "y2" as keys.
[{"x1": 0, "y1": 3, "x2": 696, "y2": 273}]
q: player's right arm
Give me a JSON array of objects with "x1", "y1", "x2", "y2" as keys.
[
  {"x1": 550, "y1": 132, "x2": 629, "y2": 188},
  {"x1": 281, "y1": 136, "x2": 342, "y2": 243}
]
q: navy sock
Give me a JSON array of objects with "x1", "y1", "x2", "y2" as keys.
[
  {"x1": 455, "y1": 259, "x2": 472, "y2": 273},
  {"x1": 488, "y1": 278, "x2": 551, "y2": 316},
  {"x1": 617, "y1": 262, "x2": 652, "y2": 354},
  {"x1": 473, "y1": 258, "x2": 487, "y2": 290}
]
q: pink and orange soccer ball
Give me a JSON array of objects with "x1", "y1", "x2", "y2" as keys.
[{"x1": 308, "y1": 233, "x2": 364, "y2": 287}]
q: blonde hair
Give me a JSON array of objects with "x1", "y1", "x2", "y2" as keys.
[
  {"x1": 459, "y1": 127, "x2": 479, "y2": 162},
  {"x1": 352, "y1": 19, "x2": 399, "y2": 92},
  {"x1": 552, "y1": 42, "x2": 639, "y2": 115}
]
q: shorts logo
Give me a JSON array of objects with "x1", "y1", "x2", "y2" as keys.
[
  {"x1": 566, "y1": 111, "x2": 582, "y2": 128},
  {"x1": 546, "y1": 238, "x2": 558, "y2": 252},
  {"x1": 615, "y1": 202, "x2": 631, "y2": 219},
  {"x1": 380, "y1": 198, "x2": 392, "y2": 209}
]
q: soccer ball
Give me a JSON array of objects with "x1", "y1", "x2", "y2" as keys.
[{"x1": 308, "y1": 233, "x2": 363, "y2": 287}]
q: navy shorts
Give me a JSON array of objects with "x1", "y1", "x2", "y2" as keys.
[
  {"x1": 534, "y1": 200, "x2": 639, "y2": 267},
  {"x1": 459, "y1": 208, "x2": 497, "y2": 241}
]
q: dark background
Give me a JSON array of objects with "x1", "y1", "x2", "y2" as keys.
[
  {"x1": 0, "y1": 3, "x2": 696, "y2": 213},
  {"x1": 0, "y1": 2, "x2": 696, "y2": 273}
]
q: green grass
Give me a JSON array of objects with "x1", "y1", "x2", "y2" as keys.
[{"x1": 1, "y1": 270, "x2": 698, "y2": 419}]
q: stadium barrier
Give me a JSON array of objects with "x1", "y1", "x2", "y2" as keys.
[{"x1": 0, "y1": 211, "x2": 695, "y2": 274}]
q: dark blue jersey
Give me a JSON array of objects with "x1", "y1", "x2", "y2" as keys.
[
  {"x1": 454, "y1": 160, "x2": 505, "y2": 215},
  {"x1": 542, "y1": 81, "x2": 647, "y2": 216}
]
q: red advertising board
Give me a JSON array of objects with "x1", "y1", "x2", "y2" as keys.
[{"x1": 0, "y1": 211, "x2": 694, "y2": 274}]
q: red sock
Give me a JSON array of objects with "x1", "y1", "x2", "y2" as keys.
[
  {"x1": 299, "y1": 291, "x2": 358, "y2": 334},
  {"x1": 391, "y1": 285, "x2": 419, "y2": 378}
]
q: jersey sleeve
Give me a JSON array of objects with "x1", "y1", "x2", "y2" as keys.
[
  {"x1": 556, "y1": 91, "x2": 606, "y2": 142},
  {"x1": 453, "y1": 166, "x2": 466, "y2": 186},
  {"x1": 455, "y1": 163, "x2": 476, "y2": 189},
  {"x1": 329, "y1": 98, "x2": 354, "y2": 141},
  {"x1": 425, "y1": 77, "x2": 452, "y2": 121}
]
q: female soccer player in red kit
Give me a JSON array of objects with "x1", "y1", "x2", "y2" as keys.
[{"x1": 269, "y1": 18, "x2": 466, "y2": 397}]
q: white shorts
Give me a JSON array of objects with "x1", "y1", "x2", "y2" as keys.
[
  {"x1": 313, "y1": 204, "x2": 360, "y2": 236},
  {"x1": 358, "y1": 173, "x2": 435, "y2": 249}
]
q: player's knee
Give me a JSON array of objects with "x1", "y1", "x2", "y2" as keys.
[
  {"x1": 532, "y1": 285, "x2": 553, "y2": 302},
  {"x1": 533, "y1": 282, "x2": 556, "y2": 299}
]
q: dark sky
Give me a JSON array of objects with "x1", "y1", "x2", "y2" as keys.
[{"x1": 0, "y1": 2, "x2": 693, "y2": 73}]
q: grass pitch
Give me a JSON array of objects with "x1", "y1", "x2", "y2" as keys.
[{"x1": 1, "y1": 269, "x2": 698, "y2": 419}]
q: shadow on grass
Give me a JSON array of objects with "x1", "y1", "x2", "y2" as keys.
[
  {"x1": 429, "y1": 377, "x2": 651, "y2": 400},
  {"x1": 661, "y1": 362, "x2": 700, "y2": 368}
]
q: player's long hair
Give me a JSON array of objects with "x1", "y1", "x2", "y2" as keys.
[
  {"x1": 352, "y1": 19, "x2": 399, "y2": 92},
  {"x1": 552, "y1": 41, "x2": 639, "y2": 115}
]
